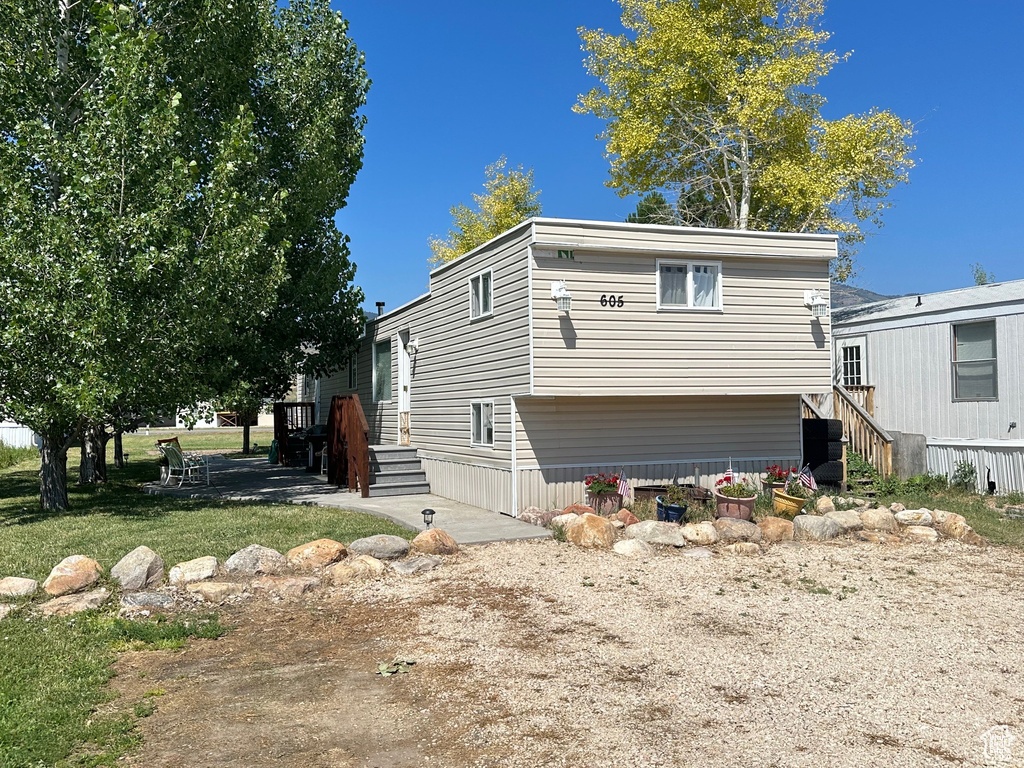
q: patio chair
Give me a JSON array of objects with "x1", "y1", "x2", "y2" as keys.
[{"x1": 158, "y1": 442, "x2": 210, "y2": 487}]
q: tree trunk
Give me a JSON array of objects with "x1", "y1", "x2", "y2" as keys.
[
  {"x1": 113, "y1": 429, "x2": 124, "y2": 468},
  {"x1": 40, "y1": 434, "x2": 70, "y2": 511},
  {"x1": 78, "y1": 424, "x2": 108, "y2": 484}
]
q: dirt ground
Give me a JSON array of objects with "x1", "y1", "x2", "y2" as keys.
[{"x1": 115, "y1": 538, "x2": 1024, "y2": 767}]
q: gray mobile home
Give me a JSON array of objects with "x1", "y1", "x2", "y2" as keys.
[
  {"x1": 317, "y1": 218, "x2": 835, "y2": 514},
  {"x1": 832, "y1": 280, "x2": 1024, "y2": 493}
]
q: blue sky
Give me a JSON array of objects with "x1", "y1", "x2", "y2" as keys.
[{"x1": 334, "y1": 1, "x2": 1024, "y2": 310}]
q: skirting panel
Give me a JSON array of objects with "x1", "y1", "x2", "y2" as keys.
[
  {"x1": 927, "y1": 440, "x2": 1024, "y2": 494},
  {"x1": 0, "y1": 424, "x2": 36, "y2": 449},
  {"x1": 420, "y1": 455, "x2": 512, "y2": 515}
]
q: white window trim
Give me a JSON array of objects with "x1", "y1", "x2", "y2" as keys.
[
  {"x1": 469, "y1": 268, "x2": 494, "y2": 322},
  {"x1": 372, "y1": 337, "x2": 393, "y2": 404},
  {"x1": 951, "y1": 320, "x2": 998, "y2": 402},
  {"x1": 470, "y1": 399, "x2": 495, "y2": 447},
  {"x1": 655, "y1": 258, "x2": 723, "y2": 312}
]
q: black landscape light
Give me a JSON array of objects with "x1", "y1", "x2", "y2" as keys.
[{"x1": 421, "y1": 508, "x2": 435, "y2": 529}]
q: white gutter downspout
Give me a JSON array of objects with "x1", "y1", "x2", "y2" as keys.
[{"x1": 510, "y1": 395, "x2": 518, "y2": 517}]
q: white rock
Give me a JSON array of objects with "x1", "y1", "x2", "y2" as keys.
[
  {"x1": 623, "y1": 520, "x2": 689, "y2": 547},
  {"x1": 391, "y1": 556, "x2": 442, "y2": 576},
  {"x1": 224, "y1": 544, "x2": 287, "y2": 574},
  {"x1": 549, "y1": 513, "x2": 579, "y2": 530},
  {"x1": 793, "y1": 515, "x2": 842, "y2": 542},
  {"x1": 680, "y1": 521, "x2": 719, "y2": 546},
  {"x1": 904, "y1": 525, "x2": 939, "y2": 544},
  {"x1": 825, "y1": 509, "x2": 863, "y2": 532},
  {"x1": 0, "y1": 577, "x2": 38, "y2": 598},
  {"x1": 612, "y1": 539, "x2": 655, "y2": 559},
  {"x1": 169, "y1": 556, "x2": 219, "y2": 586},
  {"x1": 895, "y1": 509, "x2": 934, "y2": 527}
]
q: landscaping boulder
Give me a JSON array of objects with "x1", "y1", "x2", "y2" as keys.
[
  {"x1": 0, "y1": 577, "x2": 38, "y2": 598},
  {"x1": 612, "y1": 539, "x2": 654, "y2": 559},
  {"x1": 713, "y1": 518, "x2": 762, "y2": 544},
  {"x1": 861, "y1": 507, "x2": 898, "y2": 533},
  {"x1": 825, "y1": 509, "x2": 863, "y2": 533},
  {"x1": 0, "y1": 604, "x2": 15, "y2": 621},
  {"x1": 614, "y1": 509, "x2": 640, "y2": 527},
  {"x1": 904, "y1": 525, "x2": 939, "y2": 544},
  {"x1": 623, "y1": 520, "x2": 689, "y2": 548},
  {"x1": 815, "y1": 496, "x2": 836, "y2": 515},
  {"x1": 723, "y1": 542, "x2": 761, "y2": 556},
  {"x1": 286, "y1": 539, "x2": 347, "y2": 570},
  {"x1": 895, "y1": 509, "x2": 934, "y2": 527},
  {"x1": 961, "y1": 530, "x2": 990, "y2": 547},
  {"x1": 793, "y1": 515, "x2": 842, "y2": 542},
  {"x1": 520, "y1": 508, "x2": 557, "y2": 527},
  {"x1": 39, "y1": 588, "x2": 109, "y2": 616},
  {"x1": 251, "y1": 576, "x2": 320, "y2": 599},
  {"x1": 682, "y1": 547, "x2": 714, "y2": 559},
  {"x1": 549, "y1": 513, "x2": 579, "y2": 530},
  {"x1": 326, "y1": 555, "x2": 386, "y2": 584},
  {"x1": 120, "y1": 592, "x2": 175, "y2": 611},
  {"x1": 566, "y1": 513, "x2": 616, "y2": 549},
  {"x1": 169, "y1": 556, "x2": 218, "y2": 586},
  {"x1": 757, "y1": 517, "x2": 794, "y2": 543},
  {"x1": 931, "y1": 509, "x2": 951, "y2": 525},
  {"x1": 937, "y1": 513, "x2": 971, "y2": 540},
  {"x1": 681, "y1": 521, "x2": 718, "y2": 546},
  {"x1": 610, "y1": 519, "x2": 625, "y2": 530},
  {"x1": 43, "y1": 555, "x2": 102, "y2": 596},
  {"x1": 562, "y1": 503, "x2": 595, "y2": 516},
  {"x1": 348, "y1": 535, "x2": 411, "y2": 561},
  {"x1": 111, "y1": 546, "x2": 164, "y2": 591},
  {"x1": 187, "y1": 582, "x2": 245, "y2": 603},
  {"x1": 411, "y1": 528, "x2": 459, "y2": 556},
  {"x1": 225, "y1": 544, "x2": 287, "y2": 575},
  {"x1": 889, "y1": 502, "x2": 906, "y2": 513},
  {"x1": 391, "y1": 556, "x2": 442, "y2": 576},
  {"x1": 853, "y1": 530, "x2": 901, "y2": 545}
]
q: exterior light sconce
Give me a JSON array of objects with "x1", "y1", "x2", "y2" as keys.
[
  {"x1": 551, "y1": 280, "x2": 572, "y2": 313},
  {"x1": 421, "y1": 508, "x2": 435, "y2": 529},
  {"x1": 407, "y1": 338, "x2": 420, "y2": 354},
  {"x1": 803, "y1": 289, "x2": 829, "y2": 319}
]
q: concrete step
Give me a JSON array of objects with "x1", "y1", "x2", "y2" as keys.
[
  {"x1": 368, "y1": 481, "x2": 431, "y2": 498},
  {"x1": 373, "y1": 470, "x2": 427, "y2": 484}
]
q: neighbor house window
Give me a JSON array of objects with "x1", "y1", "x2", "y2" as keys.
[
  {"x1": 952, "y1": 321, "x2": 997, "y2": 400},
  {"x1": 373, "y1": 339, "x2": 392, "y2": 402},
  {"x1": 842, "y1": 345, "x2": 863, "y2": 386},
  {"x1": 471, "y1": 401, "x2": 494, "y2": 447},
  {"x1": 347, "y1": 353, "x2": 358, "y2": 390},
  {"x1": 656, "y1": 260, "x2": 721, "y2": 310},
  {"x1": 470, "y1": 269, "x2": 493, "y2": 320}
]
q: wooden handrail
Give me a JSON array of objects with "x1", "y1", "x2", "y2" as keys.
[
  {"x1": 801, "y1": 395, "x2": 827, "y2": 420},
  {"x1": 327, "y1": 394, "x2": 370, "y2": 498},
  {"x1": 833, "y1": 384, "x2": 892, "y2": 478},
  {"x1": 843, "y1": 385, "x2": 876, "y2": 417}
]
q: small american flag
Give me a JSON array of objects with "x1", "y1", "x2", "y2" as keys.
[
  {"x1": 798, "y1": 464, "x2": 818, "y2": 491},
  {"x1": 617, "y1": 470, "x2": 630, "y2": 498}
]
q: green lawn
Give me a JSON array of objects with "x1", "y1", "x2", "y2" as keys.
[
  {"x1": 0, "y1": 454, "x2": 412, "y2": 767},
  {"x1": 872, "y1": 488, "x2": 1024, "y2": 549}
]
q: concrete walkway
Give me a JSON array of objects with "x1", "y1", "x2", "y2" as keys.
[{"x1": 144, "y1": 456, "x2": 549, "y2": 546}]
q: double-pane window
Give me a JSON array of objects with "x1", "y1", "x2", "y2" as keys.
[
  {"x1": 657, "y1": 260, "x2": 721, "y2": 310},
  {"x1": 953, "y1": 321, "x2": 997, "y2": 400},
  {"x1": 842, "y1": 345, "x2": 863, "y2": 386},
  {"x1": 470, "y1": 270, "x2": 492, "y2": 320},
  {"x1": 471, "y1": 401, "x2": 494, "y2": 446}
]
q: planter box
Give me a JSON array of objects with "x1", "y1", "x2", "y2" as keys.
[
  {"x1": 585, "y1": 492, "x2": 623, "y2": 515},
  {"x1": 713, "y1": 489, "x2": 756, "y2": 521},
  {"x1": 655, "y1": 496, "x2": 688, "y2": 524}
]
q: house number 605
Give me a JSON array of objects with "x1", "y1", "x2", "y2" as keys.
[{"x1": 600, "y1": 294, "x2": 625, "y2": 308}]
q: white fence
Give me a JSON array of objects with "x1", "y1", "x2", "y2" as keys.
[
  {"x1": 0, "y1": 423, "x2": 38, "y2": 449},
  {"x1": 927, "y1": 439, "x2": 1024, "y2": 494}
]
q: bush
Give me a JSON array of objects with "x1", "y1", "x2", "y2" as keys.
[
  {"x1": 0, "y1": 440, "x2": 37, "y2": 470},
  {"x1": 950, "y1": 461, "x2": 978, "y2": 492}
]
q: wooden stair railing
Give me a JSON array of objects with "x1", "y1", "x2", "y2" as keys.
[
  {"x1": 833, "y1": 384, "x2": 892, "y2": 478},
  {"x1": 843, "y1": 385, "x2": 876, "y2": 417},
  {"x1": 801, "y1": 395, "x2": 827, "y2": 420},
  {"x1": 327, "y1": 394, "x2": 370, "y2": 498}
]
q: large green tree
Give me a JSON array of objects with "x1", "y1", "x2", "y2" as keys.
[
  {"x1": 0, "y1": 0, "x2": 367, "y2": 509},
  {"x1": 576, "y1": 0, "x2": 915, "y2": 279},
  {"x1": 429, "y1": 157, "x2": 542, "y2": 265}
]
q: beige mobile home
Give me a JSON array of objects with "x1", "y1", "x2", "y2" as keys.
[{"x1": 317, "y1": 218, "x2": 835, "y2": 515}]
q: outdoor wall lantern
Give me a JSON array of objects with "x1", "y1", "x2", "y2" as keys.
[
  {"x1": 803, "y1": 289, "x2": 830, "y2": 319},
  {"x1": 551, "y1": 280, "x2": 573, "y2": 313},
  {"x1": 407, "y1": 338, "x2": 420, "y2": 354},
  {"x1": 421, "y1": 508, "x2": 435, "y2": 529}
]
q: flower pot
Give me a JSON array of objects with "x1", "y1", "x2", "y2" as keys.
[
  {"x1": 772, "y1": 489, "x2": 807, "y2": 519},
  {"x1": 713, "y1": 489, "x2": 756, "y2": 521},
  {"x1": 655, "y1": 496, "x2": 688, "y2": 524},
  {"x1": 585, "y1": 492, "x2": 622, "y2": 515}
]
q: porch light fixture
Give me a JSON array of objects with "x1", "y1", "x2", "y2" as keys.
[
  {"x1": 803, "y1": 289, "x2": 829, "y2": 319},
  {"x1": 551, "y1": 280, "x2": 572, "y2": 313},
  {"x1": 421, "y1": 508, "x2": 435, "y2": 529}
]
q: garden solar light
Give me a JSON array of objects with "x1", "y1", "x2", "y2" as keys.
[
  {"x1": 550, "y1": 280, "x2": 572, "y2": 313},
  {"x1": 803, "y1": 289, "x2": 829, "y2": 318},
  {"x1": 421, "y1": 508, "x2": 435, "y2": 529}
]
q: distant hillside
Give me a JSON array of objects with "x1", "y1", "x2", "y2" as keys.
[{"x1": 830, "y1": 284, "x2": 893, "y2": 308}]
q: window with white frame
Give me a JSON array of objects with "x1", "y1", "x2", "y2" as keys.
[
  {"x1": 347, "y1": 353, "x2": 358, "y2": 390},
  {"x1": 470, "y1": 401, "x2": 494, "y2": 447},
  {"x1": 952, "y1": 321, "x2": 997, "y2": 400},
  {"x1": 656, "y1": 260, "x2": 721, "y2": 310},
  {"x1": 841, "y1": 345, "x2": 863, "y2": 386},
  {"x1": 372, "y1": 339, "x2": 392, "y2": 402},
  {"x1": 469, "y1": 269, "x2": 493, "y2": 320}
]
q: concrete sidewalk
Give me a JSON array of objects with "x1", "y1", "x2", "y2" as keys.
[{"x1": 144, "y1": 456, "x2": 550, "y2": 546}]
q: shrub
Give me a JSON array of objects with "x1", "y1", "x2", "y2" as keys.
[
  {"x1": 0, "y1": 440, "x2": 37, "y2": 470},
  {"x1": 950, "y1": 461, "x2": 978, "y2": 492}
]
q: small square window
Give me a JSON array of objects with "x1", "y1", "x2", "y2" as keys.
[
  {"x1": 471, "y1": 401, "x2": 494, "y2": 447},
  {"x1": 373, "y1": 339, "x2": 392, "y2": 402},
  {"x1": 952, "y1": 321, "x2": 997, "y2": 401},
  {"x1": 842, "y1": 345, "x2": 863, "y2": 386},
  {"x1": 470, "y1": 269, "x2": 493, "y2": 320},
  {"x1": 657, "y1": 259, "x2": 721, "y2": 310}
]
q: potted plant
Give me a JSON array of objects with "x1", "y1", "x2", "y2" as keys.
[
  {"x1": 762, "y1": 464, "x2": 795, "y2": 493},
  {"x1": 584, "y1": 472, "x2": 623, "y2": 514},
  {"x1": 772, "y1": 476, "x2": 809, "y2": 519},
  {"x1": 655, "y1": 484, "x2": 689, "y2": 524},
  {"x1": 713, "y1": 475, "x2": 758, "y2": 520}
]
